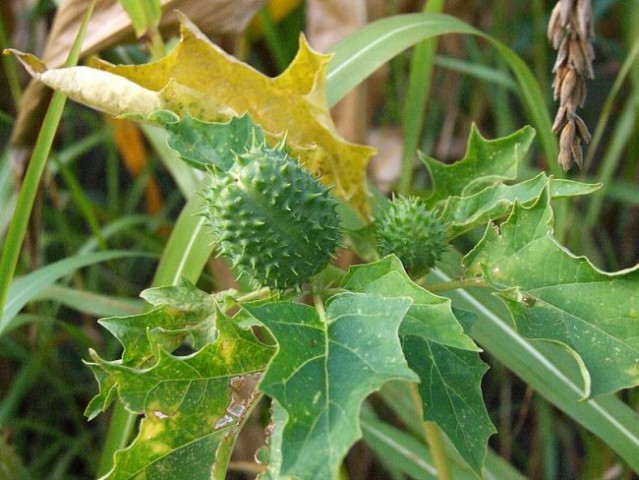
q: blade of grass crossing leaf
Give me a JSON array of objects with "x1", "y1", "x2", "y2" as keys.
[
  {"x1": 429, "y1": 266, "x2": 639, "y2": 471},
  {"x1": 398, "y1": 0, "x2": 444, "y2": 195},
  {"x1": 35, "y1": 284, "x2": 144, "y2": 317},
  {"x1": 0, "y1": 1, "x2": 95, "y2": 323},
  {"x1": 361, "y1": 410, "x2": 438, "y2": 479},
  {"x1": 361, "y1": 408, "x2": 527, "y2": 480},
  {"x1": 327, "y1": 13, "x2": 559, "y2": 172}
]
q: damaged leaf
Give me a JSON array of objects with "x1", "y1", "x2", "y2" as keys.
[{"x1": 7, "y1": 14, "x2": 375, "y2": 215}]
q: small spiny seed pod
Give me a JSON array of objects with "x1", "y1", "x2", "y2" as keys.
[
  {"x1": 375, "y1": 196, "x2": 447, "y2": 277},
  {"x1": 202, "y1": 142, "x2": 341, "y2": 290}
]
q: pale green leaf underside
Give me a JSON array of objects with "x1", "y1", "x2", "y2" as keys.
[
  {"x1": 342, "y1": 256, "x2": 477, "y2": 352},
  {"x1": 153, "y1": 112, "x2": 265, "y2": 172},
  {"x1": 440, "y1": 173, "x2": 600, "y2": 238}
]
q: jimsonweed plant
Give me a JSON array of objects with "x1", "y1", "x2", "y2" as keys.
[{"x1": 2, "y1": 2, "x2": 638, "y2": 479}]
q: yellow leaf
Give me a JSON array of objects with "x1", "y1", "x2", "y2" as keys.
[
  {"x1": 8, "y1": 13, "x2": 376, "y2": 216},
  {"x1": 91, "y1": 14, "x2": 376, "y2": 216}
]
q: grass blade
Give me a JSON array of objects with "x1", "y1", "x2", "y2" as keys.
[
  {"x1": 430, "y1": 260, "x2": 639, "y2": 471},
  {"x1": 0, "y1": 2, "x2": 95, "y2": 318},
  {"x1": 0, "y1": 250, "x2": 149, "y2": 336},
  {"x1": 327, "y1": 13, "x2": 559, "y2": 173},
  {"x1": 398, "y1": 1, "x2": 445, "y2": 195}
]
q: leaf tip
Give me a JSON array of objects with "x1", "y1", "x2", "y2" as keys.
[{"x1": 4, "y1": 49, "x2": 47, "y2": 76}]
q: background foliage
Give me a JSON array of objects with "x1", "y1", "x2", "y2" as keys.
[{"x1": 0, "y1": 0, "x2": 638, "y2": 479}]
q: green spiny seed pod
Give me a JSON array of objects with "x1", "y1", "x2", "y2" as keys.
[
  {"x1": 202, "y1": 142, "x2": 341, "y2": 290},
  {"x1": 375, "y1": 195, "x2": 447, "y2": 277}
]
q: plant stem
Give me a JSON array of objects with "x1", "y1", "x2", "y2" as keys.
[
  {"x1": 96, "y1": 403, "x2": 137, "y2": 475},
  {"x1": 236, "y1": 287, "x2": 273, "y2": 303},
  {"x1": 140, "y1": 0, "x2": 165, "y2": 59},
  {"x1": 408, "y1": 381, "x2": 451, "y2": 480}
]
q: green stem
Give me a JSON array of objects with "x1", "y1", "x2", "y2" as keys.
[
  {"x1": 140, "y1": 0, "x2": 165, "y2": 59},
  {"x1": 398, "y1": 0, "x2": 445, "y2": 195},
  {"x1": 424, "y1": 422, "x2": 452, "y2": 480},
  {"x1": 96, "y1": 402, "x2": 137, "y2": 475},
  {"x1": 408, "y1": 382, "x2": 451, "y2": 480},
  {"x1": 0, "y1": 1, "x2": 94, "y2": 325}
]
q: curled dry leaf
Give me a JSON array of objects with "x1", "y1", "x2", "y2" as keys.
[
  {"x1": 10, "y1": 0, "x2": 267, "y2": 149},
  {"x1": 8, "y1": 50, "x2": 162, "y2": 116}
]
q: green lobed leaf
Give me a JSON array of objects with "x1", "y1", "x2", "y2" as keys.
[
  {"x1": 429, "y1": 255, "x2": 639, "y2": 471},
  {"x1": 88, "y1": 305, "x2": 274, "y2": 479},
  {"x1": 440, "y1": 173, "x2": 601, "y2": 238},
  {"x1": 152, "y1": 111, "x2": 265, "y2": 172},
  {"x1": 342, "y1": 256, "x2": 493, "y2": 475},
  {"x1": 464, "y1": 188, "x2": 639, "y2": 397},
  {"x1": 401, "y1": 319, "x2": 495, "y2": 476},
  {"x1": 244, "y1": 292, "x2": 418, "y2": 480},
  {"x1": 98, "y1": 281, "x2": 217, "y2": 367},
  {"x1": 423, "y1": 125, "x2": 535, "y2": 205},
  {"x1": 86, "y1": 278, "x2": 222, "y2": 417},
  {"x1": 342, "y1": 256, "x2": 478, "y2": 352}
]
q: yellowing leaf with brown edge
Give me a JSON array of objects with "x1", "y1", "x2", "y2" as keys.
[
  {"x1": 96, "y1": 14, "x2": 375, "y2": 215},
  {"x1": 8, "y1": 13, "x2": 375, "y2": 216}
]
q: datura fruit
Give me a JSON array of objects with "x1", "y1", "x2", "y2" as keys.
[
  {"x1": 203, "y1": 141, "x2": 341, "y2": 290},
  {"x1": 375, "y1": 196, "x2": 447, "y2": 277}
]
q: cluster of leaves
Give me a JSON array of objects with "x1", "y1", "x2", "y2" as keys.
[{"x1": 85, "y1": 105, "x2": 626, "y2": 478}]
